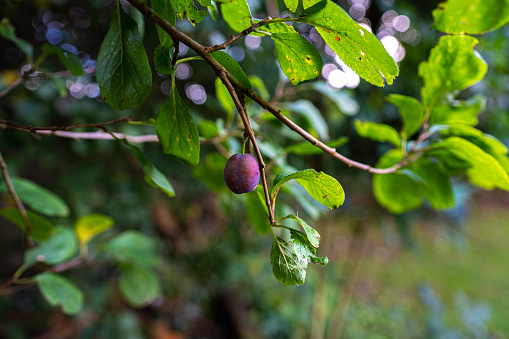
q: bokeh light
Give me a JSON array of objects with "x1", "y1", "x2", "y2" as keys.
[
  {"x1": 175, "y1": 63, "x2": 192, "y2": 80},
  {"x1": 229, "y1": 46, "x2": 245, "y2": 62},
  {"x1": 245, "y1": 35, "x2": 261, "y2": 50},
  {"x1": 185, "y1": 83, "x2": 207, "y2": 105},
  {"x1": 393, "y1": 15, "x2": 410, "y2": 32},
  {"x1": 381, "y1": 35, "x2": 405, "y2": 62}
]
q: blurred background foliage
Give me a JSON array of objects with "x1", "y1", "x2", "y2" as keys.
[{"x1": 1, "y1": 0, "x2": 509, "y2": 337}]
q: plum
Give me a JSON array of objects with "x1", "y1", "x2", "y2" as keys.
[{"x1": 224, "y1": 153, "x2": 260, "y2": 194}]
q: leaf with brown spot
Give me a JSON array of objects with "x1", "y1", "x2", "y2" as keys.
[
  {"x1": 299, "y1": 0, "x2": 398, "y2": 86},
  {"x1": 271, "y1": 33, "x2": 322, "y2": 85}
]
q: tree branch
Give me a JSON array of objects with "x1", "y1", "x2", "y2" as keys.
[
  {"x1": 0, "y1": 150, "x2": 33, "y2": 248},
  {"x1": 226, "y1": 75, "x2": 403, "y2": 174},
  {"x1": 0, "y1": 117, "x2": 130, "y2": 132},
  {"x1": 126, "y1": 0, "x2": 409, "y2": 175},
  {"x1": 205, "y1": 17, "x2": 274, "y2": 53}
]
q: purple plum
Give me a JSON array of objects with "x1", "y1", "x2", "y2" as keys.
[{"x1": 224, "y1": 154, "x2": 260, "y2": 194}]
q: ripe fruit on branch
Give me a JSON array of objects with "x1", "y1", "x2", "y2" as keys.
[{"x1": 224, "y1": 153, "x2": 260, "y2": 194}]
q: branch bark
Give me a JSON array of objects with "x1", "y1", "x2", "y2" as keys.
[{"x1": 0, "y1": 151, "x2": 33, "y2": 248}]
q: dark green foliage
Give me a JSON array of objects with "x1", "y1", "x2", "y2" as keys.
[
  {"x1": 96, "y1": 4, "x2": 152, "y2": 110},
  {"x1": 1, "y1": 0, "x2": 509, "y2": 335}
]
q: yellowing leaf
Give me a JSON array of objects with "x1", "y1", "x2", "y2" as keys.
[{"x1": 74, "y1": 213, "x2": 114, "y2": 245}]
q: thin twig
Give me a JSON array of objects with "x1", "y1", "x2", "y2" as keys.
[
  {"x1": 0, "y1": 151, "x2": 33, "y2": 248},
  {"x1": 0, "y1": 116, "x2": 130, "y2": 132},
  {"x1": 228, "y1": 76, "x2": 403, "y2": 174},
  {"x1": 0, "y1": 257, "x2": 86, "y2": 296},
  {"x1": 0, "y1": 77, "x2": 23, "y2": 98},
  {"x1": 205, "y1": 17, "x2": 274, "y2": 53},
  {"x1": 171, "y1": 40, "x2": 180, "y2": 66}
]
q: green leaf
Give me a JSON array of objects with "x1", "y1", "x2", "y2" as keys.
[
  {"x1": 434, "y1": 137, "x2": 509, "y2": 191},
  {"x1": 281, "y1": 214, "x2": 321, "y2": 248},
  {"x1": 0, "y1": 18, "x2": 33, "y2": 63},
  {"x1": 197, "y1": 120, "x2": 219, "y2": 138},
  {"x1": 192, "y1": 153, "x2": 228, "y2": 192},
  {"x1": 432, "y1": 0, "x2": 509, "y2": 34},
  {"x1": 264, "y1": 22, "x2": 297, "y2": 34},
  {"x1": 284, "y1": 0, "x2": 298, "y2": 12},
  {"x1": 249, "y1": 75, "x2": 270, "y2": 100},
  {"x1": 221, "y1": 0, "x2": 252, "y2": 32},
  {"x1": 34, "y1": 272, "x2": 83, "y2": 315},
  {"x1": 438, "y1": 124, "x2": 509, "y2": 165},
  {"x1": 409, "y1": 159, "x2": 454, "y2": 210},
  {"x1": 270, "y1": 229, "x2": 328, "y2": 286},
  {"x1": 156, "y1": 87, "x2": 200, "y2": 166},
  {"x1": 119, "y1": 264, "x2": 161, "y2": 308},
  {"x1": 419, "y1": 35, "x2": 487, "y2": 111},
  {"x1": 285, "y1": 137, "x2": 348, "y2": 155},
  {"x1": 208, "y1": 2, "x2": 219, "y2": 21},
  {"x1": 197, "y1": 0, "x2": 212, "y2": 6},
  {"x1": 270, "y1": 237, "x2": 307, "y2": 286},
  {"x1": 96, "y1": 4, "x2": 152, "y2": 110},
  {"x1": 52, "y1": 76, "x2": 68, "y2": 97},
  {"x1": 386, "y1": 94, "x2": 424, "y2": 138},
  {"x1": 354, "y1": 120, "x2": 401, "y2": 147},
  {"x1": 154, "y1": 43, "x2": 174, "y2": 75},
  {"x1": 106, "y1": 231, "x2": 159, "y2": 268},
  {"x1": 284, "y1": 100, "x2": 329, "y2": 140},
  {"x1": 173, "y1": 0, "x2": 208, "y2": 25},
  {"x1": 211, "y1": 51, "x2": 251, "y2": 88},
  {"x1": 247, "y1": 187, "x2": 270, "y2": 234},
  {"x1": 0, "y1": 177, "x2": 70, "y2": 217},
  {"x1": 429, "y1": 148, "x2": 473, "y2": 176},
  {"x1": 430, "y1": 94, "x2": 486, "y2": 126},
  {"x1": 152, "y1": 0, "x2": 176, "y2": 46},
  {"x1": 0, "y1": 208, "x2": 54, "y2": 241},
  {"x1": 40, "y1": 44, "x2": 83, "y2": 76},
  {"x1": 271, "y1": 33, "x2": 322, "y2": 86},
  {"x1": 303, "y1": 0, "x2": 322, "y2": 9},
  {"x1": 215, "y1": 77, "x2": 235, "y2": 118},
  {"x1": 130, "y1": 145, "x2": 175, "y2": 198},
  {"x1": 290, "y1": 230, "x2": 328, "y2": 266},
  {"x1": 284, "y1": 184, "x2": 322, "y2": 220},
  {"x1": 24, "y1": 226, "x2": 78, "y2": 267},
  {"x1": 271, "y1": 169, "x2": 345, "y2": 209},
  {"x1": 299, "y1": 0, "x2": 399, "y2": 87},
  {"x1": 74, "y1": 213, "x2": 114, "y2": 245},
  {"x1": 130, "y1": 6, "x2": 145, "y2": 38},
  {"x1": 310, "y1": 82, "x2": 360, "y2": 116},
  {"x1": 372, "y1": 150, "x2": 424, "y2": 214}
]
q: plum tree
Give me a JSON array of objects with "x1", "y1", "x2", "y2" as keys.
[{"x1": 224, "y1": 154, "x2": 260, "y2": 194}]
